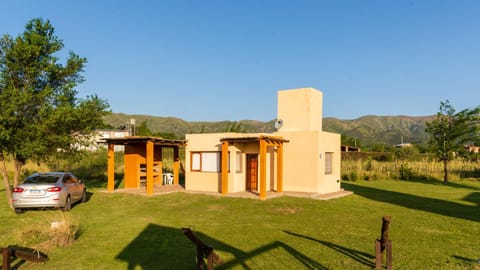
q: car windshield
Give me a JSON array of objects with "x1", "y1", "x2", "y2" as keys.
[{"x1": 23, "y1": 175, "x2": 60, "y2": 184}]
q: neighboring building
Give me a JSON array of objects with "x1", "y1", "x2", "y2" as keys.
[
  {"x1": 75, "y1": 129, "x2": 129, "y2": 151},
  {"x1": 185, "y1": 87, "x2": 341, "y2": 199},
  {"x1": 395, "y1": 143, "x2": 412, "y2": 148},
  {"x1": 341, "y1": 145, "x2": 361, "y2": 152},
  {"x1": 95, "y1": 129, "x2": 130, "y2": 151},
  {"x1": 395, "y1": 136, "x2": 412, "y2": 148},
  {"x1": 465, "y1": 145, "x2": 480, "y2": 153}
]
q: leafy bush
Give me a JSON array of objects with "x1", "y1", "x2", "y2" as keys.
[
  {"x1": 395, "y1": 146, "x2": 421, "y2": 161},
  {"x1": 46, "y1": 149, "x2": 109, "y2": 180},
  {"x1": 71, "y1": 149, "x2": 109, "y2": 180},
  {"x1": 399, "y1": 164, "x2": 414, "y2": 180},
  {"x1": 364, "y1": 157, "x2": 373, "y2": 171},
  {"x1": 375, "y1": 153, "x2": 394, "y2": 162}
]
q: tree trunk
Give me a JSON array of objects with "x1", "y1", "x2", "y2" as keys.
[
  {"x1": 443, "y1": 159, "x2": 448, "y2": 183},
  {"x1": 13, "y1": 158, "x2": 23, "y2": 187},
  {"x1": 0, "y1": 152, "x2": 13, "y2": 209}
]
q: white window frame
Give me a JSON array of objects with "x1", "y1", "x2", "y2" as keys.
[{"x1": 190, "y1": 151, "x2": 221, "y2": 172}]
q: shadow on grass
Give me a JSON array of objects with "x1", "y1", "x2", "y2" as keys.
[
  {"x1": 217, "y1": 241, "x2": 328, "y2": 270},
  {"x1": 400, "y1": 177, "x2": 480, "y2": 190},
  {"x1": 451, "y1": 167, "x2": 480, "y2": 179},
  {"x1": 82, "y1": 172, "x2": 124, "y2": 190},
  {"x1": 116, "y1": 224, "x2": 328, "y2": 270},
  {"x1": 342, "y1": 182, "x2": 480, "y2": 222},
  {"x1": 283, "y1": 230, "x2": 375, "y2": 268},
  {"x1": 85, "y1": 191, "x2": 94, "y2": 202},
  {"x1": 451, "y1": 255, "x2": 480, "y2": 266},
  {"x1": 116, "y1": 224, "x2": 195, "y2": 270}
]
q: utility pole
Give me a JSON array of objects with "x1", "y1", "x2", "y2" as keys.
[{"x1": 130, "y1": 118, "x2": 136, "y2": 136}]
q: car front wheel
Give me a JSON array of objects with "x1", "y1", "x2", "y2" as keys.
[
  {"x1": 62, "y1": 196, "x2": 72, "y2": 211},
  {"x1": 14, "y1": 208, "x2": 24, "y2": 214}
]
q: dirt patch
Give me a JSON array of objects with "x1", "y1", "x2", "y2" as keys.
[
  {"x1": 274, "y1": 206, "x2": 302, "y2": 215},
  {"x1": 207, "y1": 204, "x2": 226, "y2": 212}
]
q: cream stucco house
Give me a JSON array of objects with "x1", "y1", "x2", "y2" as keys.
[{"x1": 185, "y1": 87, "x2": 342, "y2": 199}]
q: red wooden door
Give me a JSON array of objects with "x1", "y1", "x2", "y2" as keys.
[{"x1": 246, "y1": 154, "x2": 258, "y2": 191}]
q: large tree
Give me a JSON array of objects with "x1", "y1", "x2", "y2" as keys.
[
  {"x1": 0, "y1": 18, "x2": 109, "y2": 208},
  {"x1": 425, "y1": 100, "x2": 479, "y2": 183}
]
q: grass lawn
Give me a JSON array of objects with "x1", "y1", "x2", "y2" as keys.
[{"x1": 1, "y1": 179, "x2": 479, "y2": 269}]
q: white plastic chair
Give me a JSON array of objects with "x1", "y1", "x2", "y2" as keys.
[{"x1": 162, "y1": 173, "x2": 174, "y2": 185}]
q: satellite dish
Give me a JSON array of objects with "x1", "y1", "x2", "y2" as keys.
[{"x1": 274, "y1": 119, "x2": 283, "y2": 130}]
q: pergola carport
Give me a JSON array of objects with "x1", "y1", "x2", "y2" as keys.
[
  {"x1": 220, "y1": 135, "x2": 289, "y2": 200},
  {"x1": 106, "y1": 136, "x2": 187, "y2": 196}
]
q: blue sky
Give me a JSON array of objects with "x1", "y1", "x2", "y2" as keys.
[{"x1": 1, "y1": 1, "x2": 479, "y2": 121}]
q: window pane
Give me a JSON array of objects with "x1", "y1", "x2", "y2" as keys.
[
  {"x1": 236, "y1": 152, "x2": 242, "y2": 173},
  {"x1": 191, "y1": 153, "x2": 201, "y2": 171},
  {"x1": 202, "y1": 152, "x2": 220, "y2": 172},
  {"x1": 325, "y1": 152, "x2": 333, "y2": 175},
  {"x1": 25, "y1": 175, "x2": 59, "y2": 184}
]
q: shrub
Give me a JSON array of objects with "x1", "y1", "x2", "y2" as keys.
[
  {"x1": 395, "y1": 146, "x2": 421, "y2": 161},
  {"x1": 399, "y1": 164, "x2": 414, "y2": 180},
  {"x1": 364, "y1": 158, "x2": 373, "y2": 171},
  {"x1": 375, "y1": 153, "x2": 394, "y2": 162},
  {"x1": 46, "y1": 149, "x2": 109, "y2": 180}
]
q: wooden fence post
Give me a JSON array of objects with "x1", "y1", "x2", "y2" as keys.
[
  {"x1": 375, "y1": 216, "x2": 393, "y2": 270},
  {"x1": 1, "y1": 246, "x2": 47, "y2": 270},
  {"x1": 2, "y1": 248, "x2": 11, "y2": 270},
  {"x1": 182, "y1": 228, "x2": 223, "y2": 270},
  {"x1": 375, "y1": 239, "x2": 382, "y2": 269},
  {"x1": 386, "y1": 240, "x2": 393, "y2": 270}
]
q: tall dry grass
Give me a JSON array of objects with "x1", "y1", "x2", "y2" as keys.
[
  {"x1": 0, "y1": 158, "x2": 50, "y2": 185},
  {"x1": 13, "y1": 212, "x2": 80, "y2": 252},
  {"x1": 341, "y1": 158, "x2": 480, "y2": 181}
]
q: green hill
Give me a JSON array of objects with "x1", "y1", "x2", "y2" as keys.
[
  {"x1": 323, "y1": 115, "x2": 435, "y2": 146},
  {"x1": 103, "y1": 113, "x2": 435, "y2": 146}
]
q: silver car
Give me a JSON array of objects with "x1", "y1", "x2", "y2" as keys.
[{"x1": 12, "y1": 172, "x2": 86, "y2": 214}]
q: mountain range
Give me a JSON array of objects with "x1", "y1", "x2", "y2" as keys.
[{"x1": 103, "y1": 113, "x2": 436, "y2": 147}]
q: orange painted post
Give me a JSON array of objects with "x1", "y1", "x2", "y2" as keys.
[
  {"x1": 173, "y1": 147, "x2": 179, "y2": 185},
  {"x1": 154, "y1": 145, "x2": 163, "y2": 184},
  {"x1": 221, "y1": 141, "x2": 229, "y2": 195},
  {"x1": 157, "y1": 159, "x2": 163, "y2": 185},
  {"x1": 259, "y1": 139, "x2": 267, "y2": 199},
  {"x1": 277, "y1": 143, "x2": 283, "y2": 193},
  {"x1": 107, "y1": 143, "x2": 115, "y2": 192},
  {"x1": 146, "y1": 140, "x2": 154, "y2": 195}
]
